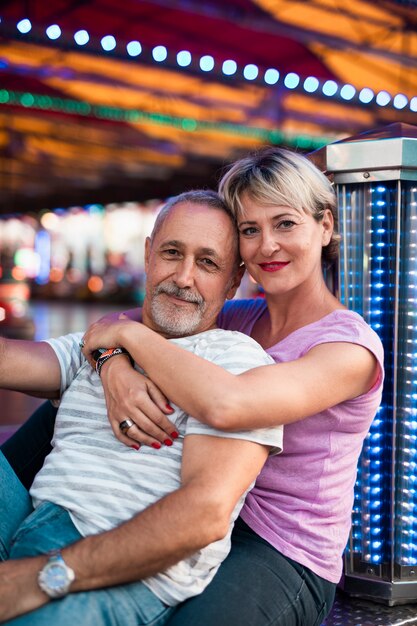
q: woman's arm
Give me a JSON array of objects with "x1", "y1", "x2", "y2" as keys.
[{"x1": 82, "y1": 316, "x2": 380, "y2": 431}]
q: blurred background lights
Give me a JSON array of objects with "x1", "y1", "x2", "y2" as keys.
[
  {"x1": 322, "y1": 80, "x2": 338, "y2": 96},
  {"x1": 359, "y1": 87, "x2": 374, "y2": 104},
  {"x1": 243, "y1": 64, "x2": 258, "y2": 80},
  {"x1": 46, "y1": 24, "x2": 62, "y2": 40},
  {"x1": 177, "y1": 50, "x2": 192, "y2": 67},
  {"x1": 264, "y1": 68, "x2": 279, "y2": 85},
  {"x1": 199, "y1": 55, "x2": 214, "y2": 71},
  {"x1": 16, "y1": 18, "x2": 32, "y2": 34},
  {"x1": 222, "y1": 59, "x2": 237, "y2": 75},
  {"x1": 74, "y1": 29, "x2": 89, "y2": 46},
  {"x1": 126, "y1": 40, "x2": 142, "y2": 57},
  {"x1": 152, "y1": 45, "x2": 168, "y2": 62},
  {"x1": 393, "y1": 94, "x2": 408, "y2": 110},
  {"x1": 410, "y1": 97, "x2": 417, "y2": 112},
  {"x1": 284, "y1": 72, "x2": 300, "y2": 89},
  {"x1": 101, "y1": 35, "x2": 116, "y2": 51},
  {"x1": 376, "y1": 90, "x2": 391, "y2": 106},
  {"x1": 303, "y1": 76, "x2": 319, "y2": 93},
  {"x1": 340, "y1": 84, "x2": 356, "y2": 100}
]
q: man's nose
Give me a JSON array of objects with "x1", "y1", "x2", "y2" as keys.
[{"x1": 174, "y1": 259, "x2": 195, "y2": 288}]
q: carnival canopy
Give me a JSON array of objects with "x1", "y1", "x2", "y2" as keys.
[{"x1": 0, "y1": 0, "x2": 416, "y2": 212}]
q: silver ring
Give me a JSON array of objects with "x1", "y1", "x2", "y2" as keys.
[
  {"x1": 79, "y1": 338, "x2": 85, "y2": 349},
  {"x1": 119, "y1": 418, "x2": 136, "y2": 435}
]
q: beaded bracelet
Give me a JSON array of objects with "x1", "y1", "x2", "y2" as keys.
[{"x1": 93, "y1": 347, "x2": 133, "y2": 377}]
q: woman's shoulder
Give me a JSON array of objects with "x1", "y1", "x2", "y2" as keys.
[
  {"x1": 217, "y1": 298, "x2": 267, "y2": 332},
  {"x1": 295, "y1": 309, "x2": 384, "y2": 362}
]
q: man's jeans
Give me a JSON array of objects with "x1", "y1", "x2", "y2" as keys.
[{"x1": 0, "y1": 452, "x2": 174, "y2": 626}]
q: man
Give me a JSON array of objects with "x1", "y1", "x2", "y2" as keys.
[{"x1": 0, "y1": 190, "x2": 282, "y2": 625}]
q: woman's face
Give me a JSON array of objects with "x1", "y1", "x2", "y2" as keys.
[{"x1": 237, "y1": 192, "x2": 333, "y2": 297}]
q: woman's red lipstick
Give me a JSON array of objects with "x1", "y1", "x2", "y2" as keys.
[{"x1": 259, "y1": 262, "x2": 289, "y2": 272}]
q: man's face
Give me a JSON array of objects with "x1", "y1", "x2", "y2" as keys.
[{"x1": 142, "y1": 202, "x2": 242, "y2": 337}]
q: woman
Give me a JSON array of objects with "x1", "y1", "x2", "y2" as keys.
[{"x1": 3, "y1": 148, "x2": 383, "y2": 625}]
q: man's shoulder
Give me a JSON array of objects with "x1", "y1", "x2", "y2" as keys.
[{"x1": 172, "y1": 328, "x2": 273, "y2": 366}]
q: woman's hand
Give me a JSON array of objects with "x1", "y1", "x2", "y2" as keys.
[
  {"x1": 80, "y1": 313, "x2": 135, "y2": 368},
  {"x1": 100, "y1": 356, "x2": 178, "y2": 449},
  {"x1": 81, "y1": 313, "x2": 178, "y2": 449}
]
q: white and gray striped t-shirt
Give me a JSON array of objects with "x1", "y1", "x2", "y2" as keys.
[{"x1": 30, "y1": 328, "x2": 283, "y2": 605}]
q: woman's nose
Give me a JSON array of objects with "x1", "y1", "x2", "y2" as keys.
[{"x1": 260, "y1": 232, "x2": 280, "y2": 256}]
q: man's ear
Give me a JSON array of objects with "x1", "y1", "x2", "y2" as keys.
[
  {"x1": 226, "y1": 264, "x2": 245, "y2": 300},
  {"x1": 144, "y1": 237, "x2": 151, "y2": 273}
]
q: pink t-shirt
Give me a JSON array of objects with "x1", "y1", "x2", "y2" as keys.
[{"x1": 218, "y1": 299, "x2": 384, "y2": 583}]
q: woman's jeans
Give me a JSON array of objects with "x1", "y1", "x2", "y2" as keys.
[
  {"x1": 2, "y1": 401, "x2": 336, "y2": 626},
  {"x1": 0, "y1": 452, "x2": 173, "y2": 626}
]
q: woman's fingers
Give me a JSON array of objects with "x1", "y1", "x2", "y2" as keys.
[{"x1": 109, "y1": 410, "x2": 178, "y2": 449}]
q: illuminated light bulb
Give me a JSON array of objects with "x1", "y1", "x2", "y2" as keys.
[
  {"x1": 359, "y1": 87, "x2": 374, "y2": 103},
  {"x1": 264, "y1": 68, "x2": 279, "y2": 84},
  {"x1": 303, "y1": 76, "x2": 319, "y2": 93},
  {"x1": 376, "y1": 90, "x2": 391, "y2": 106},
  {"x1": 284, "y1": 72, "x2": 300, "y2": 89},
  {"x1": 17, "y1": 18, "x2": 32, "y2": 33},
  {"x1": 101, "y1": 35, "x2": 116, "y2": 51},
  {"x1": 340, "y1": 84, "x2": 356, "y2": 100},
  {"x1": 46, "y1": 24, "x2": 61, "y2": 40},
  {"x1": 222, "y1": 60, "x2": 237, "y2": 75},
  {"x1": 177, "y1": 50, "x2": 191, "y2": 67},
  {"x1": 322, "y1": 80, "x2": 338, "y2": 96},
  {"x1": 243, "y1": 64, "x2": 258, "y2": 80},
  {"x1": 199, "y1": 55, "x2": 214, "y2": 71},
  {"x1": 393, "y1": 94, "x2": 408, "y2": 110},
  {"x1": 74, "y1": 29, "x2": 89, "y2": 45},
  {"x1": 127, "y1": 41, "x2": 142, "y2": 57}
]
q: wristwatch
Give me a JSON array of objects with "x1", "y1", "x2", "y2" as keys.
[{"x1": 38, "y1": 550, "x2": 75, "y2": 599}]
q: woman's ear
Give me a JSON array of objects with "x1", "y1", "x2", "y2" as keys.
[{"x1": 321, "y1": 209, "x2": 334, "y2": 246}]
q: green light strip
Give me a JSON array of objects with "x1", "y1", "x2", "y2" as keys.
[{"x1": 0, "y1": 88, "x2": 331, "y2": 149}]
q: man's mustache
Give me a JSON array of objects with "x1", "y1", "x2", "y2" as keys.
[{"x1": 154, "y1": 283, "x2": 204, "y2": 306}]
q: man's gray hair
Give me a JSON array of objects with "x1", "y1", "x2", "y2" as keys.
[{"x1": 150, "y1": 189, "x2": 236, "y2": 242}]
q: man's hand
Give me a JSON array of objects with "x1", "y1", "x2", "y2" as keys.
[{"x1": 0, "y1": 556, "x2": 49, "y2": 623}]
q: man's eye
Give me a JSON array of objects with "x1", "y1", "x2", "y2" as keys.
[
  {"x1": 201, "y1": 258, "x2": 217, "y2": 268},
  {"x1": 164, "y1": 249, "x2": 179, "y2": 256}
]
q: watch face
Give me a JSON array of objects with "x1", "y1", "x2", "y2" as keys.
[
  {"x1": 38, "y1": 555, "x2": 75, "y2": 598},
  {"x1": 45, "y1": 562, "x2": 70, "y2": 591}
]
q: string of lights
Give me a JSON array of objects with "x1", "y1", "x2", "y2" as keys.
[
  {"x1": 0, "y1": 88, "x2": 331, "y2": 150},
  {"x1": 0, "y1": 16, "x2": 416, "y2": 114}
]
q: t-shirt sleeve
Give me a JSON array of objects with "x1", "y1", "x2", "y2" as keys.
[
  {"x1": 43, "y1": 332, "x2": 86, "y2": 395},
  {"x1": 185, "y1": 334, "x2": 283, "y2": 455}
]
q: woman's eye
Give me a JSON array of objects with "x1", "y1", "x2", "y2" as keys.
[
  {"x1": 240, "y1": 227, "x2": 258, "y2": 236},
  {"x1": 278, "y1": 220, "x2": 296, "y2": 229}
]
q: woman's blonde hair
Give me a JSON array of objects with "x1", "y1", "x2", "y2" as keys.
[{"x1": 219, "y1": 147, "x2": 341, "y2": 265}]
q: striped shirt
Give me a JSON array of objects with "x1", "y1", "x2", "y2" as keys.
[{"x1": 30, "y1": 328, "x2": 283, "y2": 605}]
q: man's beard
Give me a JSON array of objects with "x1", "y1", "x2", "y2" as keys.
[{"x1": 150, "y1": 282, "x2": 206, "y2": 336}]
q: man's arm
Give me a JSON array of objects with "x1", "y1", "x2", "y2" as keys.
[
  {"x1": 0, "y1": 338, "x2": 61, "y2": 394},
  {"x1": 0, "y1": 433, "x2": 270, "y2": 621}
]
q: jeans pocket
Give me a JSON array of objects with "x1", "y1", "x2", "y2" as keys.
[{"x1": 312, "y1": 602, "x2": 327, "y2": 626}]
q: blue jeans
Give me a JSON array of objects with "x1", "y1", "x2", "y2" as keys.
[
  {"x1": 3, "y1": 402, "x2": 337, "y2": 625},
  {"x1": 0, "y1": 452, "x2": 174, "y2": 626}
]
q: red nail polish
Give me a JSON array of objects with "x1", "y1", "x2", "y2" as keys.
[
  {"x1": 171, "y1": 431, "x2": 179, "y2": 439},
  {"x1": 166, "y1": 404, "x2": 174, "y2": 413},
  {"x1": 164, "y1": 439, "x2": 173, "y2": 446},
  {"x1": 131, "y1": 444, "x2": 140, "y2": 451},
  {"x1": 152, "y1": 442, "x2": 161, "y2": 450}
]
